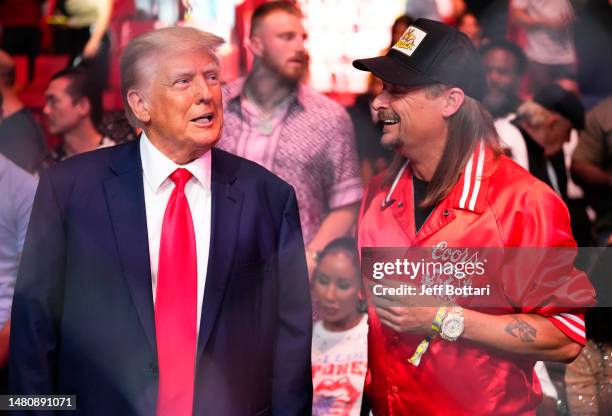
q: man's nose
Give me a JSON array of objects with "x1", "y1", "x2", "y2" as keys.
[
  {"x1": 324, "y1": 284, "x2": 337, "y2": 301},
  {"x1": 294, "y1": 35, "x2": 306, "y2": 54},
  {"x1": 487, "y1": 69, "x2": 503, "y2": 85},
  {"x1": 372, "y1": 90, "x2": 391, "y2": 112},
  {"x1": 194, "y1": 76, "x2": 212, "y2": 103}
]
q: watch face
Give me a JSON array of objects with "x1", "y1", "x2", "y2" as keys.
[{"x1": 443, "y1": 317, "x2": 464, "y2": 338}]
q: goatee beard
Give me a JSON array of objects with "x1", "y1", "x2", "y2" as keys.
[{"x1": 381, "y1": 138, "x2": 402, "y2": 150}]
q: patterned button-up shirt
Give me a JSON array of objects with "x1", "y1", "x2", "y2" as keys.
[{"x1": 219, "y1": 78, "x2": 363, "y2": 244}]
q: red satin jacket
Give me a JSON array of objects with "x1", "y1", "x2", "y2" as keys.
[{"x1": 358, "y1": 143, "x2": 595, "y2": 416}]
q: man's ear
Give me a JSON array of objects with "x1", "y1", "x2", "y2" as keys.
[
  {"x1": 127, "y1": 89, "x2": 151, "y2": 124},
  {"x1": 75, "y1": 96, "x2": 90, "y2": 118},
  {"x1": 441, "y1": 87, "x2": 465, "y2": 118},
  {"x1": 247, "y1": 35, "x2": 264, "y2": 58}
]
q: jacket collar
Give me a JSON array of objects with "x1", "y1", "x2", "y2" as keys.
[
  {"x1": 449, "y1": 141, "x2": 495, "y2": 214},
  {"x1": 383, "y1": 141, "x2": 497, "y2": 215}
]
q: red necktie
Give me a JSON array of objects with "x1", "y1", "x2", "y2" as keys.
[{"x1": 155, "y1": 168, "x2": 197, "y2": 416}]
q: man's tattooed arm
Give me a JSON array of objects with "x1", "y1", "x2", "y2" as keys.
[{"x1": 505, "y1": 316, "x2": 537, "y2": 343}]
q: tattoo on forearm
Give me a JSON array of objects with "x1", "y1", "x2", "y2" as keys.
[{"x1": 505, "y1": 316, "x2": 537, "y2": 343}]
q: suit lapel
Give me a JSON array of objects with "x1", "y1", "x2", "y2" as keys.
[
  {"x1": 197, "y1": 148, "x2": 243, "y2": 359},
  {"x1": 104, "y1": 141, "x2": 156, "y2": 353}
]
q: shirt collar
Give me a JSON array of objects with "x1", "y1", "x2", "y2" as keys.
[{"x1": 139, "y1": 131, "x2": 211, "y2": 192}]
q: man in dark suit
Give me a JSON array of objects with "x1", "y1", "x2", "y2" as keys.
[{"x1": 9, "y1": 26, "x2": 312, "y2": 416}]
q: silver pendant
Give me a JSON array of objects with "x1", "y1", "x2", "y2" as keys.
[{"x1": 257, "y1": 118, "x2": 275, "y2": 136}]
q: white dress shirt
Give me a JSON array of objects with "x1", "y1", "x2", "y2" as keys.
[{"x1": 140, "y1": 133, "x2": 211, "y2": 334}]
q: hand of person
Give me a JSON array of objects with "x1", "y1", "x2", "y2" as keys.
[
  {"x1": 369, "y1": 278, "x2": 437, "y2": 334},
  {"x1": 305, "y1": 248, "x2": 318, "y2": 281},
  {"x1": 83, "y1": 37, "x2": 101, "y2": 58}
]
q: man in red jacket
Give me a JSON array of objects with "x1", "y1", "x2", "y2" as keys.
[{"x1": 352, "y1": 18, "x2": 595, "y2": 415}]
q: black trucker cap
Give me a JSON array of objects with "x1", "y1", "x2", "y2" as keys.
[
  {"x1": 534, "y1": 84, "x2": 585, "y2": 130},
  {"x1": 353, "y1": 18, "x2": 487, "y2": 100}
]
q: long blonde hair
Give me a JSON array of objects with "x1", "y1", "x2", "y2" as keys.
[{"x1": 384, "y1": 84, "x2": 502, "y2": 207}]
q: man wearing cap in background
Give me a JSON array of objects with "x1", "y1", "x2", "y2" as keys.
[
  {"x1": 572, "y1": 96, "x2": 612, "y2": 247},
  {"x1": 352, "y1": 18, "x2": 595, "y2": 415},
  {"x1": 496, "y1": 84, "x2": 593, "y2": 247},
  {"x1": 497, "y1": 84, "x2": 585, "y2": 200}
]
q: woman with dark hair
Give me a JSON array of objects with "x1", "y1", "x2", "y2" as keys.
[
  {"x1": 457, "y1": 12, "x2": 486, "y2": 47},
  {"x1": 311, "y1": 237, "x2": 368, "y2": 416}
]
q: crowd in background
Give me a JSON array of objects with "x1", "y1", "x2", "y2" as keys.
[{"x1": 0, "y1": 0, "x2": 611, "y2": 415}]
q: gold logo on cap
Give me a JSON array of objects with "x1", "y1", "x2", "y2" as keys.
[{"x1": 392, "y1": 26, "x2": 427, "y2": 57}]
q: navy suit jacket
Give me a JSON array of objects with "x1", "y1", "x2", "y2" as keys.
[{"x1": 9, "y1": 140, "x2": 312, "y2": 415}]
